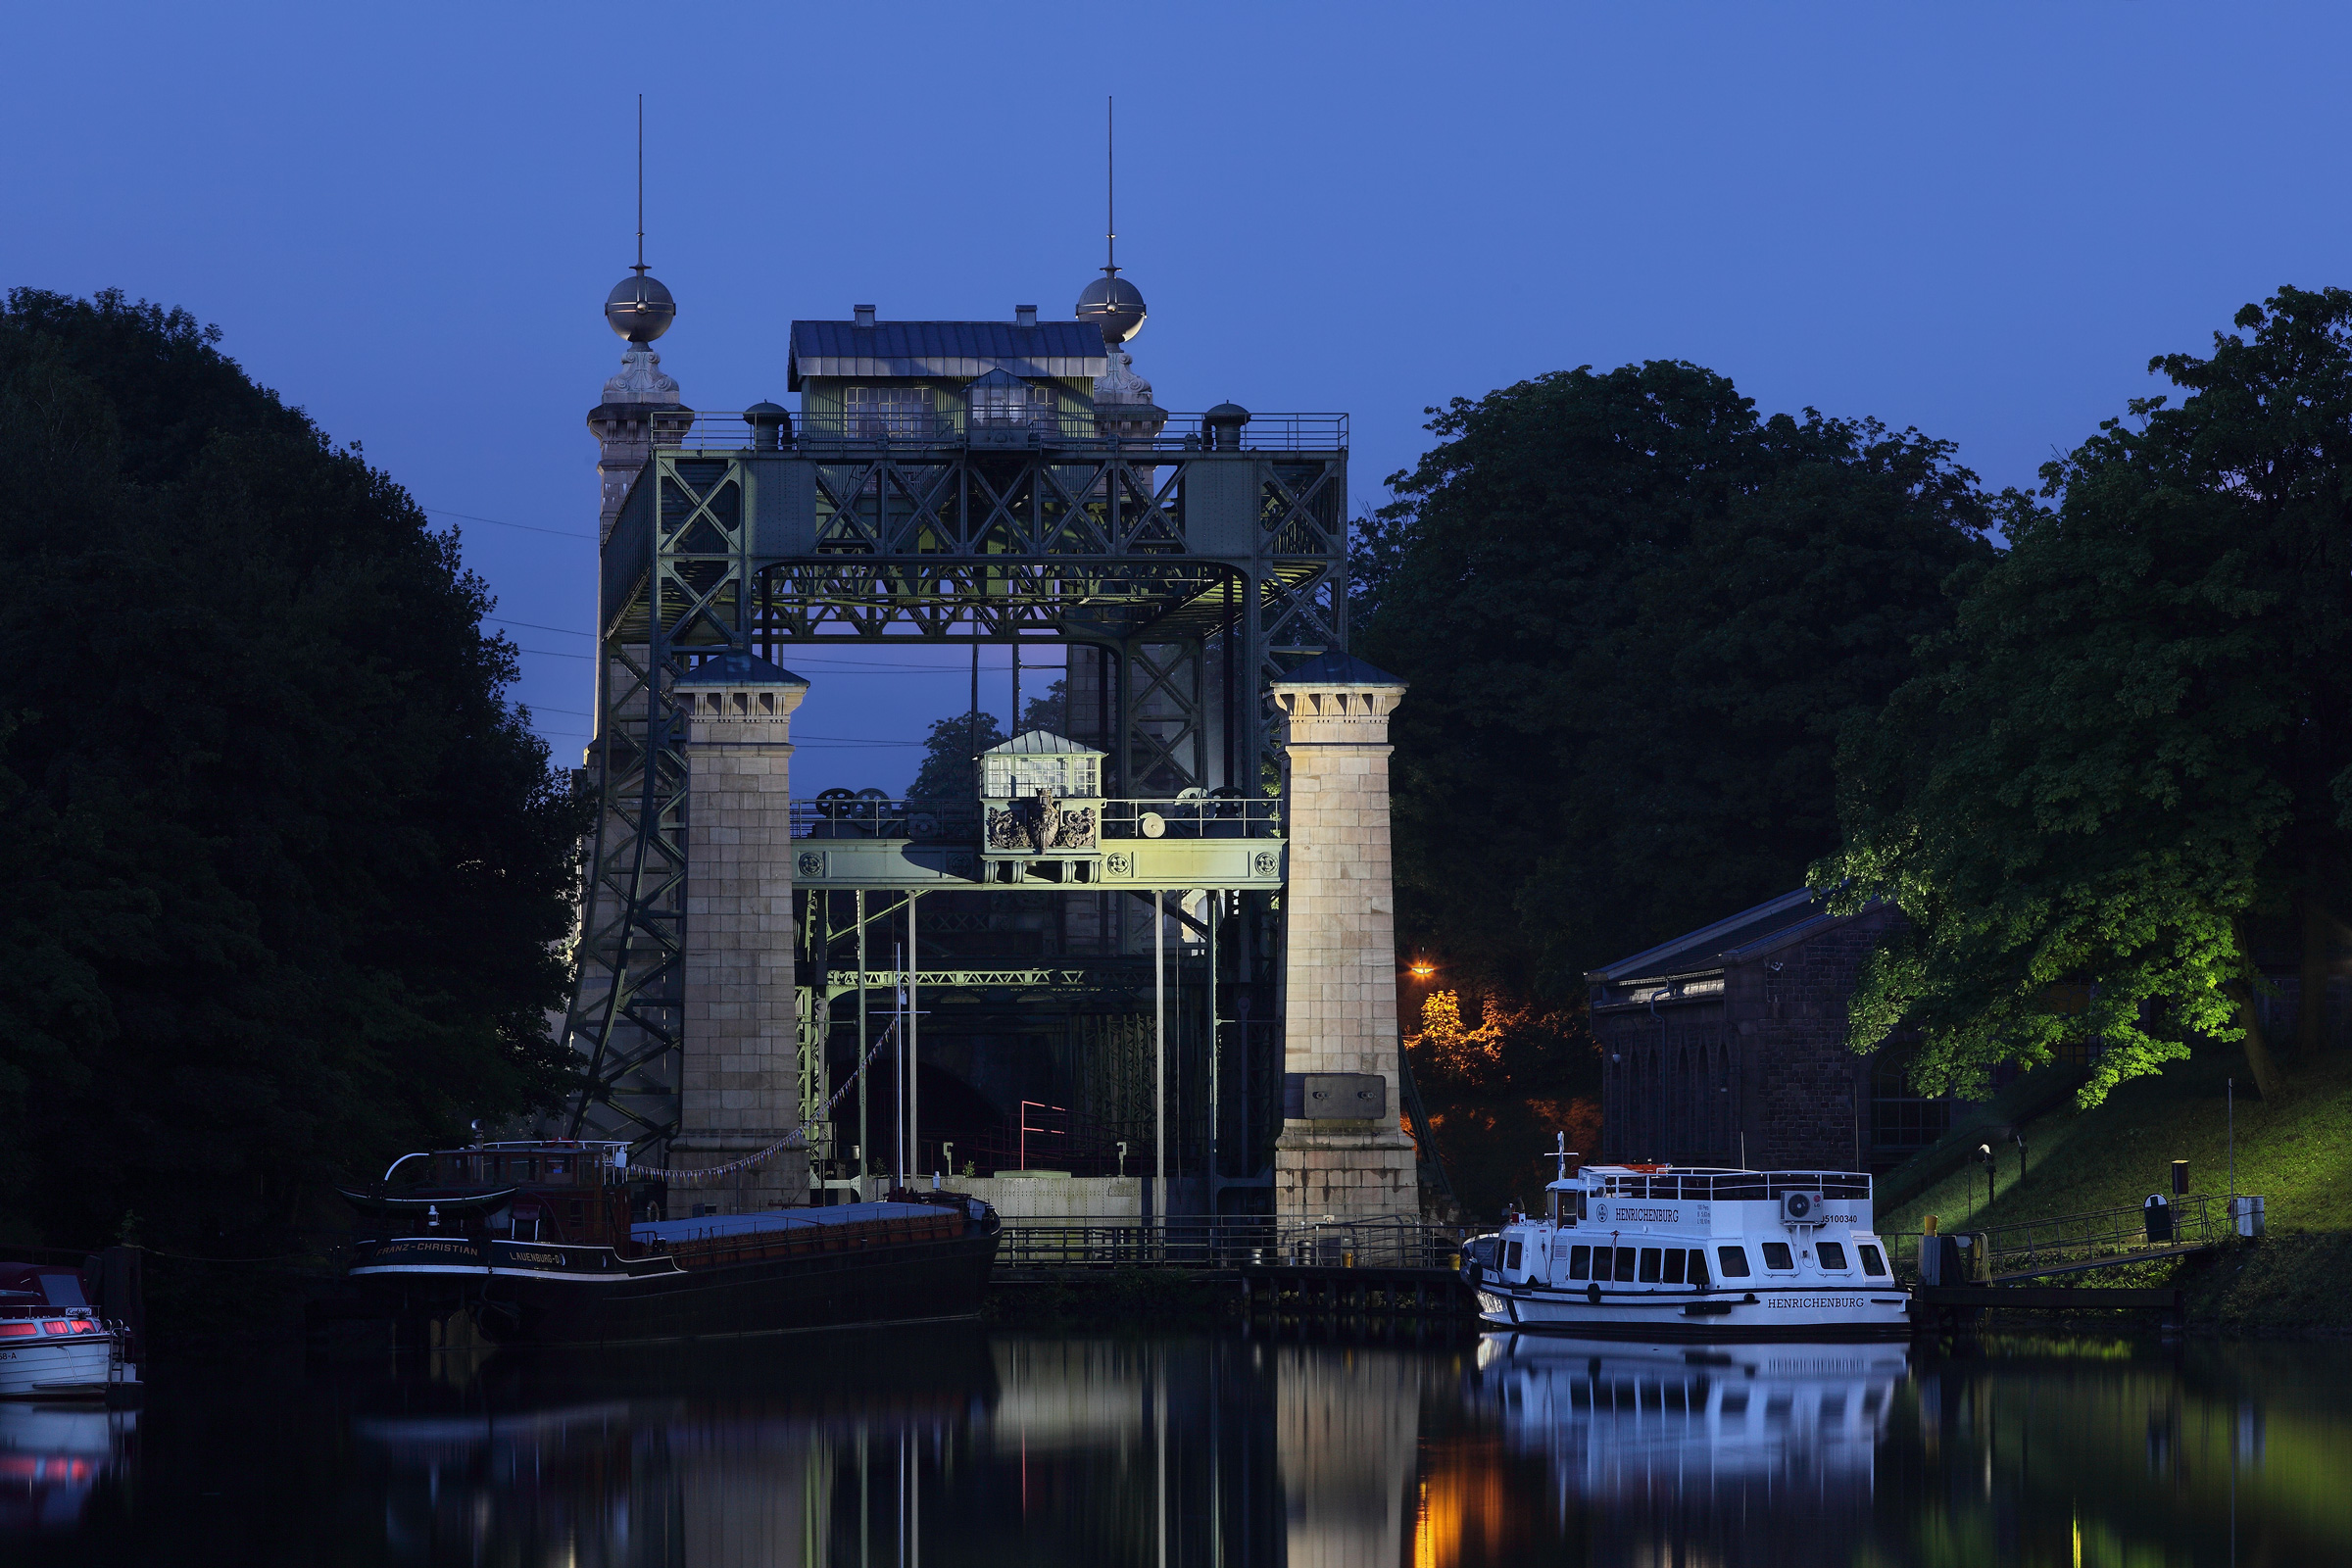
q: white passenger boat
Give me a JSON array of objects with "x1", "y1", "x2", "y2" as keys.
[
  {"x1": 0, "y1": 1265, "x2": 135, "y2": 1398},
  {"x1": 1460, "y1": 1145, "x2": 1910, "y2": 1340}
]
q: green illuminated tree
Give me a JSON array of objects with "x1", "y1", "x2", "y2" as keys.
[
  {"x1": 1354, "y1": 361, "x2": 1990, "y2": 997},
  {"x1": 0, "y1": 289, "x2": 591, "y2": 1246},
  {"x1": 1824, "y1": 286, "x2": 2352, "y2": 1104}
]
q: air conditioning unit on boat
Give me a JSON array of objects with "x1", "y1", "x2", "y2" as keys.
[{"x1": 1780, "y1": 1191, "x2": 1826, "y2": 1226}]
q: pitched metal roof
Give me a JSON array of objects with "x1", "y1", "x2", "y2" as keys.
[
  {"x1": 1587, "y1": 888, "x2": 1842, "y2": 986},
  {"x1": 983, "y1": 729, "x2": 1102, "y2": 757},
  {"x1": 788, "y1": 320, "x2": 1108, "y2": 389}
]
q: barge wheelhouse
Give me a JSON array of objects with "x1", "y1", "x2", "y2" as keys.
[{"x1": 1462, "y1": 1152, "x2": 1909, "y2": 1341}]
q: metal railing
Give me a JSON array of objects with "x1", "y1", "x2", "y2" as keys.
[
  {"x1": 793, "y1": 796, "x2": 977, "y2": 842},
  {"x1": 993, "y1": 1218, "x2": 1470, "y2": 1272},
  {"x1": 789, "y1": 796, "x2": 1283, "y2": 843},
  {"x1": 654, "y1": 410, "x2": 1349, "y2": 456},
  {"x1": 1100, "y1": 797, "x2": 1283, "y2": 839},
  {"x1": 1881, "y1": 1193, "x2": 2260, "y2": 1285},
  {"x1": 1588, "y1": 1170, "x2": 1873, "y2": 1200}
]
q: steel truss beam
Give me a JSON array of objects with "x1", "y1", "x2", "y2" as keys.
[{"x1": 562, "y1": 436, "x2": 1345, "y2": 1150}]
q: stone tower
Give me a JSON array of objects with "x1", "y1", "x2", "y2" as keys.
[
  {"x1": 667, "y1": 652, "x2": 811, "y2": 1210},
  {"x1": 1271, "y1": 653, "x2": 1419, "y2": 1221}
]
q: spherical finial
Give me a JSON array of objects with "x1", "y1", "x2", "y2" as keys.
[
  {"x1": 1076, "y1": 271, "x2": 1146, "y2": 347},
  {"x1": 605, "y1": 271, "x2": 677, "y2": 344}
]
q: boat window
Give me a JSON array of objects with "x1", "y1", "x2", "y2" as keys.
[
  {"x1": 1569, "y1": 1245, "x2": 1591, "y2": 1281},
  {"x1": 1859, "y1": 1245, "x2": 1887, "y2": 1277},
  {"x1": 1688, "y1": 1249, "x2": 1710, "y2": 1289},
  {"x1": 1716, "y1": 1246, "x2": 1752, "y2": 1278},
  {"x1": 1638, "y1": 1248, "x2": 1661, "y2": 1283},
  {"x1": 1547, "y1": 1191, "x2": 1561, "y2": 1224},
  {"x1": 547, "y1": 1157, "x2": 568, "y2": 1177},
  {"x1": 1761, "y1": 1242, "x2": 1795, "y2": 1271},
  {"x1": 1504, "y1": 1240, "x2": 1523, "y2": 1274},
  {"x1": 1817, "y1": 1242, "x2": 1849, "y2": 1270},
  {"x1": 1614, "y1": 1248, "x2": 1638, "y2": 1283},
  {"x1": 1662, "y1": 1249, "x2": 1687, "y2": 1285},
  {"x1": 37, "y1": 1275, "x2": 85, "y2": 1308}
]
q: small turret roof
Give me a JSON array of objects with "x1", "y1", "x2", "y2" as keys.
[
  {"x1": 1270, "y1": 650, "x2": 1403, "y2": 687},
  {"x1": 673, "y1": 650, "x2": 809, "y2": 687}
]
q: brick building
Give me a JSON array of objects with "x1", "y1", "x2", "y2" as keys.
[{"x1": 1587, "y1": 890, "x2": 1944, "y2": 1173}]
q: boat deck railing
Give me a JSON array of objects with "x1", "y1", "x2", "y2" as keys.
[
  {"x1": 1585, "y1": 1170, "x2": 1872, "y2": 1200},
  {"x1": 994, "y1": 1217, "x2": 1472, "y2": 1273}
]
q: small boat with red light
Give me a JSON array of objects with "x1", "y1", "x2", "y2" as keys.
[
  {"x1": 339, "y1": 1141, "x2": 1002, "y2": 1348},
  {"x1": 0, "y1": 1265, "x2": 136, "y2": 1399}
]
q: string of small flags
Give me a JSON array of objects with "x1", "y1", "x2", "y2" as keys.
[{"x1": 622, "y1": 1018, "x2": 901, "y2": 1185}]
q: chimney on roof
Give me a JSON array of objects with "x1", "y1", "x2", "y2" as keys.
[
  {"x1": 1015, "y1": 304, "x2": 1037, "y2": 328},
  {"x1": 854, "y1": 304, "x2": 876, "y2": 327}
]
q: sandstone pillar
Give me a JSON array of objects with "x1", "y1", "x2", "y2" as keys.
[
  {"x1": 670, "y1": 652, "x2": 810, "y2": 1210},
  {"x1": 1271, "y1": 653, "x2": 1419, "y2": 1223}
]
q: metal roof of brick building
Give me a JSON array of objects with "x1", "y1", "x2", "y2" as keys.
[{"x1": 788, "y1": 320, "x2": 1109, "y2": 389}]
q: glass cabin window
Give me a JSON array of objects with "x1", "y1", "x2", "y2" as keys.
[
  {"x1": 1614, "y1": 1248, "x2": 1637, "y2": 1283},
  {"x1": 1817, "y1": 1242, "x2": 1849, "y2": 1270},
  {"x1": 981, "y1": 752, "x2": 1100, "y2": 800},
  {"x1": 1689, "y1": 1249, "x2": 1711, "y2": 1288},
  {"x1": 1716, "y1": 1246, "x2": 1752, "y2": 1278},
  {"x1": 1569, "y1": 1246, "x2": 1591, "y2": 1281},
  {"x1": 1859, "y1": 1245, "x2": 1887, "y2": 1277},
  {"x1": 1662, "y1": 1249, "x2": 1687, "y2": 1285},
  {"x1": 1503, "y1": 1241, "x2": 1523, "y2": 1274},
  {"x1": 1761, "y1": 1242, "x2": 1795, "y2": 1271},
  {"x1": 1638, "y1": 1248, "x2": 1661, "y2": 1283}
]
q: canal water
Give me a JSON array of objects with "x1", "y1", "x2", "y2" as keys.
[{"x1": 5, "y1": 1327, "x2": 2347, "y2": 1565}]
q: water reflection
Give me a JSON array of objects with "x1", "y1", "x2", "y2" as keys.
[
  {"x1": 1467, "y1": 1334, "x2": 1904, "y2": 1558},
  {"x1": 17, "y1": 1326, "x2": 2352, "y2": 1564},
  {"x1": 0, "y1": 1404, "x2": 134, "y2": 1535}
]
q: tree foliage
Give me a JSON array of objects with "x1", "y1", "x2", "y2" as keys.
[
  {"x1": 1354, "y1": 361, "x2": 1991, "y2": 997},
  {"x1": 0, "y1": 289, "x2": 591, "y2": 1247},
  {"x1": 907, "y1": 679, "x2": 1065, "y2": 800},
  {"x1": 1403, "y1": 987, "x2": 1598, "y2": 1218},
  {"x1": 1823, "y1": 286, "x2": 2352, "y2": 1105}
]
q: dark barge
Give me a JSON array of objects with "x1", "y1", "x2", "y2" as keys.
[{"x1": 341, "y1": 1142, "x2": 1000, "y2": 1347}]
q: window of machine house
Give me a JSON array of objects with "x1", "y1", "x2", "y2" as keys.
[
  {"x1": 845, "y1": 385, "x2": 934, "y2": 440},
  {"x1": 1715, "y1": 1246, "x2": 1752, "y2": 1278},
  {"x1": 1816, "y1": 1242, "x2": 1849, "y2": 1270},
  {"x1": 969, "y1": 376, "x2": 1052, "y2": 429},
  {"x1": 1870, "y1": 1045, "x2": 1951, "y2": 1156},
  {"x1": 1760, "y1": 1242, "x2": 1794, "y2": 1271}
]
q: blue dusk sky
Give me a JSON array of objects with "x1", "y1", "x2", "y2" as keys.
[{"x1": 6, "y1": 4, "x2": 2348, "y2": 793}]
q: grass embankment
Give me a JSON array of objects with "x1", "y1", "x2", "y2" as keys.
[{"x1": 1875, "y1": 1047, "x2": 2352, "y2": 1333}]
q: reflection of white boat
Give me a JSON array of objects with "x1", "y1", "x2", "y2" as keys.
[
  {"x1": 0, "y1": 1402, "x2": 136, "y2": 1532},
  {"x1": 1463, "y1": 1152, "x2": 1911, "y2": 1339},
  {"x1": 1474, "y1": 1333, "x2": 1907, "y2": 1496}
]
